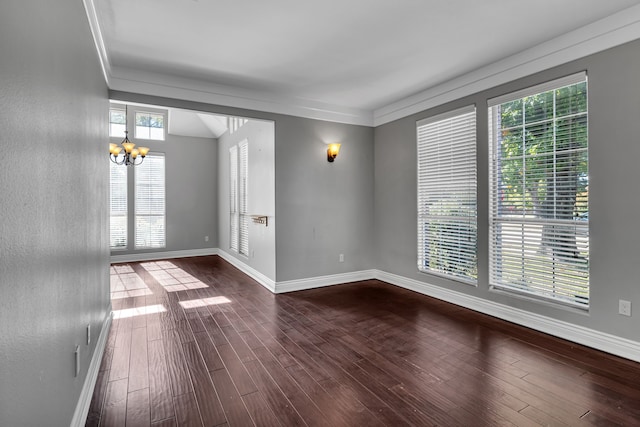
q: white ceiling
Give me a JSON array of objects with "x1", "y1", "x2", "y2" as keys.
[
  {"x1": 92, "y1": 0, "x2": 640, "y2": 125},
  {"x1": 168, "y1": 108, "x2": 228, "y2": 138}
]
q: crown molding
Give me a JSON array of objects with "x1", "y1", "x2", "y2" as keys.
[
  {"x1": 108, "y1": 67, "x2": 374, "y2": 126},
  {"x1": 373, "y1": 4, "x2": 640, "y2": 126},
  {"x1": 82, "y1": 0, "x2": 111, "y2": 86},
  {"x1": 84, "y1": 0, "x2": 640, "y2": 127}
]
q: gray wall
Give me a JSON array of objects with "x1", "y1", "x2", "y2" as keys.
[
  {"x1": 374, "y1": 39, "x2": 640, "y2": 343},
  {"x1": 110, "y1": 110, "x2": 218, "y2": 255},
  {"x1": 0, "y1": 1, "x2": 111, "y2": 426},
  {"x1": 218, "y1": 119, "x2": 276, "y2": 280},
  {"x1": 275, "y1": 115, "x2": 375, "y2": 281},
  {"x1": 109, "y1": 90, "x2": 376, "y2": 283}
]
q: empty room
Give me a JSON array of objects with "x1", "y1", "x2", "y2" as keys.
[{"x1": 2, "y1": 1, "x2": 640, "y2": 426}]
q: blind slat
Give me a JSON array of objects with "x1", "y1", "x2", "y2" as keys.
[
  {"x1": 110, "y1": 161, "x2": 127, "y2": 249},
  {"x1": 489, "y1": 77, "x2": 589, "y2": 308},
  {"x1": 417, "y1": 106, "x2": 477, "y2": 283},
  {"x1": 135, "y1": 154, "x2": 166, "y2": 249}
]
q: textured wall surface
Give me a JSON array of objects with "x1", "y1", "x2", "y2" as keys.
[
  {"x1": 374, "y1": 39, "x2": 640, "y2": 342},
  {"x1": 273, "y1": 115, "x2": 375, "y2": 281},
  {"x1": 0, "y1": 1, "x2": 111, "y2": 425}
]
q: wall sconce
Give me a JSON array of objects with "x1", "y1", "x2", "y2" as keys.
[{"x1": 327, "y1": 143, "x2": 341, "y2": 162}]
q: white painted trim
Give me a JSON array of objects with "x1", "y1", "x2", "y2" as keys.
[
  {"x1": 217, "y1": 250, "x2": 277, "y2": 293},
  {"x1": 374, "y1": 270, "x2": 640, "y2": 363},
  {"x1": 275, "y1": 270, "x2": 377, "y2": 294},
  {"x1": 70, "y1": 312, "x2": 112, "y2": 427},
  {"x1": 108, "y1": 69, "x2": 374, "y2": 126},
  {"x1": 374, "y1": 5, "x2": 640, "y2": 126},
  {"x1": 82, "y1": 0, "x2": 111, "y2": 85},
  {"x1": 110, "y1": 248, "x2": 219, "y2": 264}
]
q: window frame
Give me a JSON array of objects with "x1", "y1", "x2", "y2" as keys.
[
  {"x1": 487, "y1": 72, "x2": 589, "y2": 309},
  {"x1": 229, "y1": 145, "x2": 239, "y2": 252},
  {"x1": 134, "y1": 152, "x2": 166, "y2": 250},
  {"x1": 109, "y1": 106, "x2": 127, "y2": 138},
  {"x1": 416, "y1": 105, "x2": 478, "y2": 285},
  {"x1": 109, "y1": 160, "x2": 128, "y2": 250},
  {"x1": 229, "y1": 140, "x2": 249, "y2": 256},
  {"x1": 135, "y1": 110, "x2": 166, "y2": 141}
]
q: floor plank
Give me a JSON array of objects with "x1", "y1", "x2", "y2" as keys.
[{"x1": 87, "y1": 255, "x2": 640, "y2": 427}]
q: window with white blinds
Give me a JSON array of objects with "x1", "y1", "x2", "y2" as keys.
[
  {"x1": 238, "y1": 140, "x2": 249, "y2": 256},
  {"x1": 417, "y1": 105, "x2": 477, "y2": 283},
  {"x1": 229, "y1": 141, "x2": 249, "y2": 255},
  {"x1": 488, "y1": 72, "x2": 589, "y2": 308},
  {"x1": 229, "y1": 146, "x2": 239, "y2": 252},
  {"x1": 135, "y1": 153, "x2": 166, "y2": 249},
  {"x1": 110, "y1": 161, "x2": 127, "y2": 249}
]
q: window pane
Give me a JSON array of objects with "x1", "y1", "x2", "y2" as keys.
[
  {"x1": 135, "y1": 112, "x2": 165, "y2": 140},
  {"x1": 417, "y1": 106, "x2": 477, "y2": 283},
  {"x1": 239, "y1": 141, "x2": 249, "y2": 256},
  {"x1": 109, "y1": 109, "x2": 126, "y2": 137},
  {"x1": 489, "y1": 75, "x2": 589, "y2": 308},
  {"x1": 110, "y1": 123, "x2": 126, "y2": 138},
  {"x1": 135, "y1": 154, "x2": 165, "y2": 248},
  {"x1": 110, "y1": 161, "x2": 127, "y2": 249},
  {"x1": 229, "y1": 146, "x2": 238, "y2": 251}
]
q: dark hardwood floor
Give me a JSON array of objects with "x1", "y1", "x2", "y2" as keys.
[{"x1": 86, "y1": 255, "x2": 640, "y2": 426}]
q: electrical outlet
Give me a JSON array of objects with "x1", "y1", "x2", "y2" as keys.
[
  {"x1": 619, "y1": 300, "x2": 632, "y2": 317},
  {"x1": 86, "y1": 324, "x2": 91, "y2": 345},
  {"x1": 339, "y1": 254, "x2": 344, "y2": 263},
  {"x1": 204, "y1": 235, "x2": 209, "y2": 242}
]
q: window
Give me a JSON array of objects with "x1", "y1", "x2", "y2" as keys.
[
  {"x1": 109, "y1": 161, "x2": 127, "y2": 249},
  {"x1": 238, "y1": 141, "x2": 249, "y2": 256},
  {"x1": 135, "y1": 153, "x2": 166, "y2": 249},
  {"x1": 229, "y1": 146, "x2": 239, "y2": 252},
  {"x1": 229, "y1": 140, "x2": 249, "y2": 255},
  {"x1": 417, "y1": 105, "x2": 477, "y2": 283},
  {"x1": 488, "y1": 73, "x2": 589, "y2": 308},
  {"x1": 109, "y1": 107, "x2": 126, "y2": 138},
  {"x1": 135, "y1": 111, "x2": 165, "y2": 140},
  {"x1": 228, "y1": 116, "x2": 248, "y2": 134}
]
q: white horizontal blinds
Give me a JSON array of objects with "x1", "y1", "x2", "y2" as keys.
[
  {"x1": 109, "y1": 161, "x2": 127, "y2": 249},
  {"x1": 229, "y1": 146, "x2": 239, "y2": 252},
  {"x1": 488, "y1": 73, "x2": 589, "y2": 308},
  {"x1": 417, "y1": 105, "x2": 477, "y2": 283},
  {"x1": 238, "y1": 140, "x2": 249, "y2": 256},
  {"x1": 135, "y1": 154, "x2": 166, "y2": 249}
]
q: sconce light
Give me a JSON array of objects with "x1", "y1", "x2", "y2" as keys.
[{"x1": 327, "y1": 143, "x2": 341, "y2": 162}]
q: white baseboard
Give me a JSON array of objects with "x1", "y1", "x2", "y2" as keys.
[
  {"x1": 217, "y1": 250, "x2": 277, "y2": 293},
  {"x1": 375, "y1": 270, "x2": 640, "y2": 363},
  {"x1": 70, "y1": 312, "x2": 112, "y2": 427},
  {"x1": 276, "y1": 270, "x2": 376, "y2": 293},
  {"x1": 110, "y1": 248, "x2": 219, "y2": 264}
]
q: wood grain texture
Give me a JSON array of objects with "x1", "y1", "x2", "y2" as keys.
[{"x1": 87, "y1": 255, "x2": 640, "y2": 427}]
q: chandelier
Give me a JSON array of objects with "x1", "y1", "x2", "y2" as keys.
[
  {"x1": 109, "y1": 105, "x2": 150, "y2": 166},
  {"x1": 109, "y1": 130, "x2": 150, "y2": 166}
]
